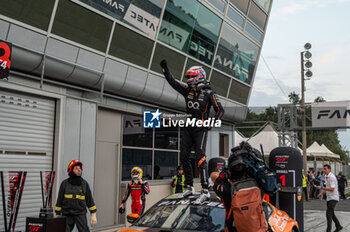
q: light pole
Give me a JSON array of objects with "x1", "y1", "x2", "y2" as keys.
[{"x1": 301, "y1": 43, "x2": 312, "y2": 173}]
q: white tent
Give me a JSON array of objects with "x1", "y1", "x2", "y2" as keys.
[
  {"x1": 305, "y1": 142, "x2": 341, "y2": 159},
  {"x1": 247, "y1": 124, "x2": 279, "y2": 156},
  {"x1": 320, "y1": 144, "x2": 340, "y2": 159},
  {"x1": 306, "y1": 141, "x2": 326, "y2": 157},
  {"x1": 234, "y1": 130, "x2": 246, "y2": 146}
]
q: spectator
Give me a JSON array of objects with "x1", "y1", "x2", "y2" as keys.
[
  {"x1": 306, "y1": 171, "x2": 311, "y2": 200},
  {"x1": 154, "y1": 165, "x2": 163, "y2": 180},
  {"x1": 303, "y1": 170, "x2": 309, "y2": 201},
  {"x1": 337, "y1": 171, "x2": 348, "y2": 200},
  {"x1": 172, "y1": 166, "x2": 185, "y2": 193},
  {"x1": 316, "y1": 171, "x2": 325, "y2": 200},
  {"x1": 316, "y1": 164, "x2": 343, "y2": 232},
  {"x1": 309, "y1": 171, "x2": 316, "y2": 199}
]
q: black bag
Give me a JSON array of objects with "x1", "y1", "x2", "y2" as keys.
[
  {"x1": 229, "y1": 142, "x2": 277, "y2": 195},
  {"x1": 244, "y1": 157, "x2": 277, "y2": 194}
]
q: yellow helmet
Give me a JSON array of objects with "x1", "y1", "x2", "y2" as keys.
[{"x1": 131, "y1": 167, "x2": 143, "y2": 180}]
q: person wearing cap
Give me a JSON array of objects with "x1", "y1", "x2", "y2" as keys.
[
  {"x1": 55, "y1": 160, "x2": 97, "y2": 232},
  {"x1": 119, "y1": 167, "x2": 150, "y2": 217},
  {"x1": 172, "y1": 166, "x2": 185, "y2": 194}
]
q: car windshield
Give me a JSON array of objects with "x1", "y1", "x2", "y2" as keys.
[{"x1": 134, "y1": 203, "x2": 225, "y2": 231}]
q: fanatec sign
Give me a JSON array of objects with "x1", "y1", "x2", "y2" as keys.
[
  {"x1": 72, "y1": 0, "x2": 161, "y2": 38},
  {"x1": 311, "y1": 101, "x2": 350, "y2": 128}
]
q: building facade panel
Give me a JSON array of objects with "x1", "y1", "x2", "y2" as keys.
[
  {"x1": 0, "y1": 0, "x2": 274, "y2": 229},
  {"x1": 0, "y1": 19, "x2": 10, "y2": 40},
  {"x1": 52, "y1": 0, "x2": 113, "y2": 52},
  {"x1": 0, "y1": 0, "x2": 55, "y2": 31}
]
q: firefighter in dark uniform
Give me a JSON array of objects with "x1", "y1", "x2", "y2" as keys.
[
  {"x1": 55, "y1": 160, "x2": 97, "y2": 232},
  {"x1": 160, "y1": 60, "x2": 224, "y2": 203},
  {"x1": 172, "y1": 166, "x2": 185, "y2": 194},
  {"x1": 337, "y1": 171, "x2": 348, "y2": 200}
]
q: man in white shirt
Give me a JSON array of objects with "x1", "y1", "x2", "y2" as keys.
[{"x1": 316, "y1": 164, "x2": 343, "y2": 232}]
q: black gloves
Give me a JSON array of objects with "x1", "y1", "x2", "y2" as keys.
[
  {"x1": 119, "y1": 207, "x2": 125, "y2": 214},
  {"x1": 160, "y1": 59, "x2": 168, "y2": 69}
]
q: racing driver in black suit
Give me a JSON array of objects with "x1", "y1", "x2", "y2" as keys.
[{"x1": 160, "y1": 59, "x2": 224, "y2": 203}]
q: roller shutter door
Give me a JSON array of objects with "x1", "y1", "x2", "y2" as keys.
[{"x1": 0, "y1": 89, "x2": 55, "y2": 231}]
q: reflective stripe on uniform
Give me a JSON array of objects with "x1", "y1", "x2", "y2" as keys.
[
  {"x1": 76, "y1": 195, "x2": 85, "y2": 200},
  {"x1": 55, "y1": 206, "x2": 62, "y2": 211},
  {"x1": 89, "y1": 205, "x2": 96, "y2": 211},
  {"x1": 64, "y1": 194, "x2": 85, "y2": 200}
]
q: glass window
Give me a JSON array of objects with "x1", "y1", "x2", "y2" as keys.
[
  {"x1": 123, "y1": 114, "x2": 153, "y2": 148},
  {"x1": 248, "y1": 2, "x2": 267, "y2": 30},
  {"x1": 210, "y1": 71, "x2": 231, "y2": 97},
  {"x1": 74, "y1": 0, "x2": 164, "y2": 38},
  {"x1": 52, "y1": 0, "x2": 112, "y2": 52},
  {"x1": 228, "y1": 79, "x2": 250, "y2": 104},
  {"x1": 227, "y1": 6, "x2": 244, "y2": 28},
  {"x1": 0, "y1": 0, "x2": 55, "y2": 31},
  {"x1": 245, "y1": 22, "x2": 263, "y2": 42},
  {"x1": 214, "y1": 23, "x2": 259, "y2": 84},
  {"x1": 158, "y1": 0, "x2": 222, "y2": 65},
  {"x1": 122, "y1": 148, "x2": 152, "y2": 180},
  {"x1": 184, "y1": 58, "x2": 211, "y2": 80},
  {"x1": 109, "y1": 23, "x2": 154, "y2": 68},
  {"x1": 254, "y1": 0, "x2": 271, "y2": 12},
  {"x1": 135, "y1": 204, "x2": 188, "y2": 228},
  {"x1": 151, "y1": 43, "x2": 186, "y2": 80},
  {"x1": 229, "y1": 0, "x2": 249, "y2": 14},
  {"x1": 155, "y1": 127, "x2": 179, "y2": 150},
  {"x1": 188, "y1": 4, "x2": 222, "y2": 65},
  {"x1": 175, "y1": 205, "x2": 225, "y2": 231},
  {"x1": 154, "y1": 151, "x2": 178, "y2": 179},
  {"x1": 158, "y1": 0, "x2": 198, "y2": 53},
  {"x1": 206, "y1": 0, "x2": 226, "y2": 13}
]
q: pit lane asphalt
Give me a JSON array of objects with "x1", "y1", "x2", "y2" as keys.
[{"x1": 304, "y1": 198, "x2": 350, "y2": 232}]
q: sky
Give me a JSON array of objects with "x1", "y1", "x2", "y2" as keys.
[{"x1": 249, "y1": 0, "x2": 350, "y2": 151}]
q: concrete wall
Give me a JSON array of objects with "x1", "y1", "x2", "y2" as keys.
[{"x1": 57, "y1": 98, "x2": 97, "y2": 191}]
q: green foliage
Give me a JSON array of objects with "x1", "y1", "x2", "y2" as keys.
[
  {"x1": 239, "y1": 106, "x2": 277, "y2": 137},
  {"x1": 288, "y1": 91, "x2": 300, "y2": 104}
]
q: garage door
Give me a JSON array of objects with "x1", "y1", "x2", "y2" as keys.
[{"x1": 0, "y1": 89, "x2": 56, "y2": 231}]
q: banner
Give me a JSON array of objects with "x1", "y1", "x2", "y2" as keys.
[
  {"x1": 311, "y1": 101, "x2": 350, "y2": 128},
  {"x1": 41, "y1": 171, "x2": 55, "y2": 208},
  {"x1": 0, "y1": 40, "x2": 12, "y2": 80},
  {"x1": 0, "y1": 171, "x2": 27, "y2": 232}
]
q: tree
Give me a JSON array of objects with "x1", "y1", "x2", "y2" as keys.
[
  {"x1": 314, "y1": 96, "x2": 325, "y2": 103},
  {"x1": 288, "y1": 91, "x2": 300, "y2": 104}
]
